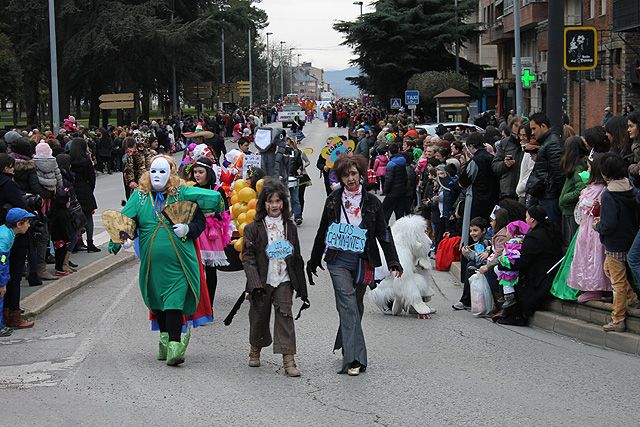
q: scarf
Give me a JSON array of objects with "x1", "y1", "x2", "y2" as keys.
[{"x1": 341, "y1": 185, "x2": 363, "y2": 226}]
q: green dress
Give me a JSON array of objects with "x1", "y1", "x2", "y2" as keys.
[
  {"x1": 122, "y1": 187, "x2": 223, "y2": 315},
  {"x1": 550, "y1": 230, "x2": 581, "y2": 301}
]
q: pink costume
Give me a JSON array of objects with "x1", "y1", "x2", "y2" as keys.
[
  {"x1": 567, "y1": 183, "x2": 611, "y2": 292},
  {"x1": 197, "y1": 210, "x2": 232, "y2": 267}
]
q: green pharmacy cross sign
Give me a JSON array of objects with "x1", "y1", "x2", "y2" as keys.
[{"x1": 521, "y1": 69, "x2": 537, "y2": 88}]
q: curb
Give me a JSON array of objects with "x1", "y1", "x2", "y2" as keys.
[
  {"x1": 20, "y1": 253, "x2": 137, "y2": 317},
  {"x1": 530, "y1": 311, "x2": 640, "y2": 356}
]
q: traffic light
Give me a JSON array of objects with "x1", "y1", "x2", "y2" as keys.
[{"x1": 237, "y1": 81, "x2": 251, "y2": 97}]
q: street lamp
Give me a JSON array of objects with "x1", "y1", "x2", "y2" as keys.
[
  {"x1": 48, "y1": 0, "x2": 60, "y2": 132},
  {"x1": 353, "y1": 1, "x2": 363, "y2": 16},
  {"x1": 289, "y1": 47, "x2": 295, "y2": 95},
  {"x1": 454, "y1": 0, "x2": 459, "y2": 73},
  {"x1": 280, "y1": 41, "x2": 285, "y2": 100},
  {"x1": 266, "y1": 32, "x2": 273, "y2": 103}
]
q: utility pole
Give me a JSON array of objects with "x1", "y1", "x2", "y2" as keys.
[
  {"x1": 171, "y1": 0, "x2": 177, "y2": 116},
  {"x1": 248, "y1": 28, "x2": 253, "y2": 106},
  {"x1": 289, "y1": 47, "x2": 295, "y2": 95},
  {"x1": 514, "y1": 0, "x2": 523, "y2": 116},
  {"x1": 266, "y1": 32, "x2": 272, "y2": 103},
  {"x1": 353, "y1": 1, "x2": 363, "y2": 16},
  {"x1": 221, "y1": 28, "x2": 226, "y2": 85},
  {"x1": 280, "y1": 41, "x2": 285, "y2": 100},
  {"x1": 546, "y1": 0, "x2": 563, "y2": 135},
  {"x1": 47, "y1": 0, "x2": 60, "y2": 133},
  {"x1": 454, "y1": 0, "x2": 460, "y2": 74}
]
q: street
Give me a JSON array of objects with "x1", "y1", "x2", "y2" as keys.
[{"x1": 1, "y1": 120, "x2": 640, "y2": 425}]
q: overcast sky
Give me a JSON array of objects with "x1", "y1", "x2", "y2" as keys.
[{"x1": 258, "y1": 0, "x2": 375, "y2": 71}]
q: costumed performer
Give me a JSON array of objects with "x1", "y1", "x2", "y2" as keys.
[{"x1": 108, "y1": 155, "x2": 223, "y2": 366}]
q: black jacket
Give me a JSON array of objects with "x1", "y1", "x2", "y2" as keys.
[
  {"x1": 0, "y1": 173, "x2": 26, "y2": 213},
  {"x1": 10, "y1": 155, "x2": 43, "y2": 197},
  {"x1": 459, "y1": 147, "x2": 498, "y2": 217},
  {"x1": 71, "y1": 157, "x2": 97, "y2": 213},
  {"x1": 596, "y1": 180, "x2": 639, "y2": 252},
  {"x1": 309, "y1": 188, "x2": 402, "y2": 272},
  {"x1": 526, "y1": 131, "x2": 564, "y2": 199},
  {"x1": 383, "y1": 154, "x2": 408, "y2": 196},
  {"x1": 491, "y1": 135, "x2": 523, "y2": 199}
]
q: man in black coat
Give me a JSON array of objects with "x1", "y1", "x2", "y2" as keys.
[
  {"x1": 382, "y1": 143, "x2": 408, "y2": 223},
  {"x1": 492, "y1": 117, "x2": 523, "y2": 200}
]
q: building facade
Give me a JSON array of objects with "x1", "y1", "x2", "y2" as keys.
[{"x1": 292, "y1": 62, "x2": 325, "y2": 100}]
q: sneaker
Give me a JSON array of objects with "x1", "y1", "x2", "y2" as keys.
[
  {"x1": 0, "y1": 326, "x2": 13, "y2": 337},
  {"x1": 603, "y1": 320, "x2": 626, "y2": 332},
  {"x1": 295, "y1": 218, "x2": 303, "y2": 226},
  {"x1": 452, "y1": 302, "x2": 470, "y2": 311},
  {"x1": 55, "y1": 270, "x2": 70, "y2": 277}
]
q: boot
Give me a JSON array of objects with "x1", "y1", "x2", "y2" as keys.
[
  {"x1": 166, "y1": 328, "x2": 190, "y2": 366},
  {"x1": 157, "y1": 332, "x2": 169, "y2": 361},
  {"x1": 5, "y1": 309, "x2": 34, "y2": 329},
  {"x1": 86, "y1": 240, "x2": 101, "y2": 253},
  {"x1": 249, "y1": 345, "x2": 261, "y2": 367},
  {"x1": 38, "y1": 264, "x2": 58, "y2": 281},
  {"x1": 283, "y1": 354, "x2": 300, "y2": 377},
  {"x1": 64, "y1": 253, "x2": 77, "y2": 273}
]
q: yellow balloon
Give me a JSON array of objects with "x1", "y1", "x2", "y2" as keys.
[
  {"x1": 238, "y1": 222, "x2": 247, "y2": 237},
  {"x1": 234, "y1": 179, "x2": 249, "y2": 192},
  {"x1": 245, "y1": 209, "x2": 256, "y2": 222},
  {"x1": 231, "y1": 202, "x2": 243, "y2": 219},
  {"x1": 247, "y1": 198, "x2": 257, "y2": 210},
  {"x1": 236, "y1": 202, "x2": 248, "y2": 216},
  {"x1": 238, "y1": 187, "x2": 257, "y2": 203},
  {"x1": 234, "y1": 237, "x2": 244, "y2": 252},
  {"x1": 231, "y1": 194, "x2": 239, "y2": 205},
  {"x1": 239, "y1": 252, "x2": 243, "y2": 262},
  {"x1": 255, "y1": 178, "x2": 265, "y2": 194},
  {"x1": 238, "y1": 213, "x2": 247, "y2": 224}
]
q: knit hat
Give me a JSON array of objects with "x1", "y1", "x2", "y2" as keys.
[
  {"x1": 35, "y1": 141, "x2": 53, "y2": 157},
  {"x1": 4, "y1": 130, "x2": 21, "y2": 145}
]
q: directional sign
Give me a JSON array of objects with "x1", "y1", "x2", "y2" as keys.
[
  {"x1": 99, "y1": 101, "x2": 134, "y2": 110},
  {"x1": 564, "y1": 26, "x2": 598, "y2": 71},
  {"x1": 405, "y1": 90, "x2": 420, "y2": 105},
  {"x1": 99, "y1": 93, "x2": 134, "y2": 102},
  {"x1": 390, "y1": 98, "x2": 402, "y2": 109},
  {"x1": 521, "y1": 69, "x2": 537, "y2": 88}
]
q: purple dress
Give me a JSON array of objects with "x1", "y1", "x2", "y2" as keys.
[{"x1": 567, "y1": 183, "x2": 611, "y2": 292}]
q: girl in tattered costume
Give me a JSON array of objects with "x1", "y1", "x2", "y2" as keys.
[{"x1": 107, "y1": 155, "x2": 223, "y2": 366}]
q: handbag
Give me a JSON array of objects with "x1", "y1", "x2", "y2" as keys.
[
  {"x1": 355, "y1": 256, "x2": 374, "y2": 286},
  {"x1": 297, "y1": 173, "x2": 312, "y2": 187},
  {"x1": 367, "y1": 169, "x2": 377, "y2": 184}
]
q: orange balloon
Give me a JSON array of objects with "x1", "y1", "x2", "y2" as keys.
[
  {"x1": 238, "y1": 213, "x2": 247, "y2": 224},
  {"x1": 238, "y1": 187, "x2": 257, "y2": 203},
  {"x1": 245, "y1": 209, "x2": 256, "y2": 222},
  {"x1": 255, "y1": 178, "x2": 265, "y2": 194},
  {"x1": 234, "y1": 237, "x2": 244, "y2": 252},
  {"x1": 234, "y1": 179, "x2": 249, "y2": 192},
  {"x1": 238, "y1": 222, "x2": 247, "y2": 237},
  {"x1": 247, "y1": 198, "x2": 257, "y2": 210}
]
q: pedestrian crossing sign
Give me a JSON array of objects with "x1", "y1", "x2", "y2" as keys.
[{"x1": 390, "y1": 98, "x2": 402, "y2": 109}]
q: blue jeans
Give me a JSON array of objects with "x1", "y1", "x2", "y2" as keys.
[
  {"x1": 328, "y1": 266, "x2": 367, "y2": 373},
  {"x1": 289, "y1": 185, "x2": 302, "y2": 219},
  {"x1": 627, "y1": 230, "x2": 640, "y2": 289}
]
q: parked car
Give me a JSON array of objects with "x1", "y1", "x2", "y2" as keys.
[{"x1": 416, "y1": 122, "x2": 485, "y2": 136}]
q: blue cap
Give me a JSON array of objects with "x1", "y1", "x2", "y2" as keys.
[{"x1": 5, "y1": 208, "x2": 35, "y2": 224}]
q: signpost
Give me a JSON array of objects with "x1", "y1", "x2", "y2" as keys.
[
  {"x1": 98, "y1": 93, "x2": 134, "y2": 110},
  {"x1": 237, "y1": 81, "x2": 251, "y2": 98},
  {"x1": 390, "y1": 98, "x2": 402, "y2": 110},
  {"x1": 564, "y1": 26, "x2": 598, "y2": 71},
  {"x1": 405, "y1": 90, "x2": 420, "y2": 122}
]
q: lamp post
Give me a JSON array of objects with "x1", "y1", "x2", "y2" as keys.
[
  {"x1": 266, "y1": 32, "x2": 273, "y2": 103},
  {"x1": 248, "y1": 28, "x2": 253, "y2": 106},
  {"x1": 454, "y1": 0, "x2": 460, "y2": 74},
  {"x1": 289, "y1": 47, "x2": 295, "y2": 95},
  {"x1": 353, "y1": 1, "x2": 363, "y2": 16},
  {"x1": 280, "y1": 41, "x2": 285, "y2": 100},
  {"x1": 513, "y1": 0, "x2": 523, "y2": 116},
  {"x1": 47, "y1": 0, "x2": 60, "y2": 132},
  {"x1": 170, "y1": 0, "x2": 177, "y2": 116}
]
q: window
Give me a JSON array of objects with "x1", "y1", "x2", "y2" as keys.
[
  {"x1": 601, "y1": 0, "x2": 606, "y2": 15},
  {"x1": 589, "y1": 0, "x2": 595, "y2": 18}
]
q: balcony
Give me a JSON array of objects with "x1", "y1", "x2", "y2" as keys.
[
  {"x1": 483, "y1": 23, "x2": 513, "y2": 45},
  {"x1": 502, "y1": 1, "x2": 548, "y2": 33}
]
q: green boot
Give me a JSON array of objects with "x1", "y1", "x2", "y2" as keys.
[
  {"x1": 166, "y1": 328, "x2": 191, "y2": 366},
  {"x1": 157, "y1": 332, "x2": 169, "y2": 361}
]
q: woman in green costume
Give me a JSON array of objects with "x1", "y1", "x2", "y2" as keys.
[{"x1": 109, "y1": 155, "x2": 223, "y2": 366}]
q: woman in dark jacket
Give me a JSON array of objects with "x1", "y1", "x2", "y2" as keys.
[
  {"x1": 308, "y1": 154, "x2": 403, "y2": 376},
  {"x1": 8, "y1": 137, "x2": 43, "y2": 196},
  {"x1": 70, "y1": 138, "x2": 100, "y2": 252},
  {"x1": 496, "y1": 205, "x2": 563, "y2": 325}
]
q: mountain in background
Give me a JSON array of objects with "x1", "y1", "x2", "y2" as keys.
[{"x1": 324, "y1": 67, "x2": 360, "y2": 98}]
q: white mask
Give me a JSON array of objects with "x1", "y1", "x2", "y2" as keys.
[{"x1": 150, "y1": 157, "x2": 171, "y2": 191}]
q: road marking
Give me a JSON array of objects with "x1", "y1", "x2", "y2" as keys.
[{"x1": 0, "y1": 278, "x2": 136, "y2": 389}]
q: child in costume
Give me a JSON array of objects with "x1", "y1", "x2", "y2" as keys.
[
  {"x1": 497, "y1": 220, "x2": 531, "y2": 309},
  {"x1": 108, "y1": 155, "x2": 223, "y2": 366},
  {"x1": 0, "y1": 208, "x2": 34, "y2": 336},
  {"x1": 242, "y1": 178, "x2": 308, "y2": 377},
  {"x1": 48, "y1": 190, "x2": 74, "y2": 277}
]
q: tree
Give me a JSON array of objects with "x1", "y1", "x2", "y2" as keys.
[
  {"x1": 0, "y1": 33, "x2": 22, "y2": 102},
  {"x1": 407, "y1": 71, "x2": 468, "y2": 103},
  {"x1": 334, "y1": 0, "x2": 482, "y2": 104}
]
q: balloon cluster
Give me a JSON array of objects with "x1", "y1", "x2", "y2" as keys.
[{"x1": 229, "y1": 178, "x2": 265, "y2": 259}]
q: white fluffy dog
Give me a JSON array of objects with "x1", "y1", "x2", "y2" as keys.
[{"x1": 369, "y1": 215, "x2": 436, "y2": 319}]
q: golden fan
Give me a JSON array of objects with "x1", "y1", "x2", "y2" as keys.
[
  {"x1": 162, "y1": 201, "x2": 197, "y2": 225},
  {"x1": 102, "y1": 210, "x2": 136, "y2": 244},
  {"x1": 302, "y1": 147, "x2": 314, "y2": 155}
]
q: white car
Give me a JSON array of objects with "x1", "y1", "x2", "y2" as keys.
[
  {"x1": 415, "y1": 122, "x2": 485, "y2": 136},
  {"x1": 277, "y1": 105, "x2": 306, "y2": 128}
]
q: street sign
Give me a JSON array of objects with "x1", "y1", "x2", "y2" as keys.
[
  {"x1": 407, "y1": 104, "x2": 417, "y2": 110},
  {"x1": 405, "y1": 90, "x2": 420, "y2": 105},
  {"x1": 521, "y1": 69, "x2": 537, "y2": 88},
  {"x1": 99, "y1": 101, "x2": 134, "y2": 110},
  {"x1": 482, "y1": 77, "x2": 495, "y2": 88},
  {"x1": 564, "y1": 26, "x2": 598, "y2": 71},
  {"x1": 99, "y1": 93, "x2": 134, "y2": 103},
  {"x1": 390, "y1": 98, "x2": 402, "y2": 109},
  {"x1": 237, "y1": 80, "x2": 251, "y2": 97},
  {"x1": 511, "y1": 57, "x2": 533, "y2": 74}
]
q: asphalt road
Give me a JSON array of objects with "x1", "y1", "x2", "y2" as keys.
[{"x1": 2, "y1": 120, "x2": 640, "y2": 425}]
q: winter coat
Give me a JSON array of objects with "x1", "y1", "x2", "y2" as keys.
[
  {"x1": 373, "y1": 155, "x2": 389, "y2": 177},
  {"x1": 526, "y1": 131, "x2": 564, "y2": 199},
  {"x1": 383, "y1": 154, "x2": 408, "y2": 196},
  {"x1": 123, "y1": 151, "x2": 147, "y2": 188},
  {"x1": 33, "y1": 155, "x2": 63, "y2": 191},
  {"x1": 288, "y1": 148, "x2": 303, "y2": 178},
  {"x1": 0, "y1": 173, "x2": 27, "y2": 221},
  {"x1": 9, "y1": 153, "x2": 43, "y2": 197},
  {"x1": 595, "y1": 178, "x2": 639, "y2": 253},
  {"x1": 309, "y1": 188, "x2": 402, "y2": 272},
  {"x1": 71, "y1": 157, "x2": 97, "y2": 213},
  {"x1": 491, "y1": 135, "x2": 523, "y2": 199},
  {"x1": 97, "y1": 134, "x2": 113, "y2": 157},
  {"x1": 558, "y1": 162, "x2": 587, "y2": 216},
  {"x1": 242, "y1": 218, "x2": 307, "y2": 299},
  {"x1": 354, "y1": 137, "x2": 370, "y2": 159},
  {"x1": 458, "y1": 147, "x2": 498, "y2": 219}
]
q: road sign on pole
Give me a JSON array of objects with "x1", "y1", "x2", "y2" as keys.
[
  {"x1": 99, "y1": 101, "x2": 135, "y2": 110},
  {"x1": 405, "y1": 90, "x2": 420, "y2": 105},
  {"x1": 564, "y1": 26, "x2": 598, "y2": 71},
  {"x1": 99, "y1": 93, "x2": 134, "y2": 102},
  {"x1": 390, "y1": 98, "x2": 402, "y2": 109}
]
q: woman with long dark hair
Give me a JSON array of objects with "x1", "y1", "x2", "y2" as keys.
[
  {"x1": 69, "y1": 138, "x2": 100, "y2": 252},
  {"x1": 558, "y1": 136, "x2": 589, "y2": 249},
  {"x1": 606, "y1": 115, "x2": 632, "y2": 164}
]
